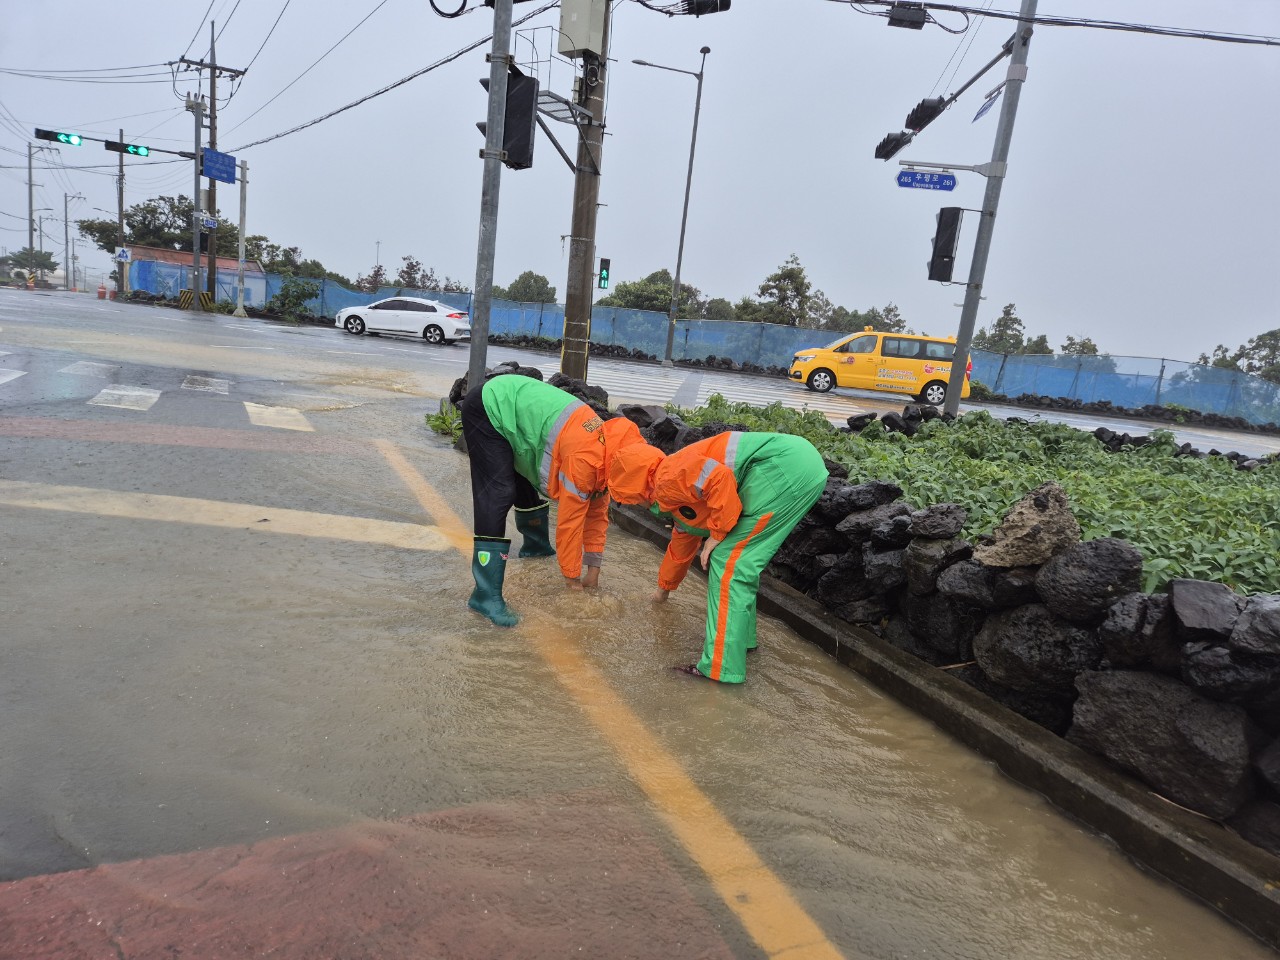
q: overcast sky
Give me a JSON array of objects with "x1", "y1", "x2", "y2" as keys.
[{"x1": 2, "y1": 1, "x2": 1276, "y2": 360}]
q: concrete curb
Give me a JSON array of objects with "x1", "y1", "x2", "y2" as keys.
[{"x1": 611, "y1": 504, "x2": 1280, "y2": 949}]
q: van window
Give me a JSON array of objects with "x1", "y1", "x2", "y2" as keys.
[
  {"x1": 838, "y1": 335, "x2": 877, "y2": 355},
  {"x1": 882, "y1": 338, "x2": 921, "y2": 359},
  {"x1": 924, "y1": 341, "x2": 955, "y2": 359}
]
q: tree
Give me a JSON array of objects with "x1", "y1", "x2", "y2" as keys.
[
  {"x1": 355, "y1": 264, "x2": 387, "y2": 293},
  {"x1": 803, "y1": 289, "x2": 834, "y2": 329},
  {"x1": 704, "y1": 297, "x2": 735, "y2": 323},
  {"x1": 1198, "y1": 328, "x2": 1280, "y2": 385},
  {"x1": 1061, "y1": 335, "x2": 1100, "y2": 355},
  {"x1": 77, "y1": 195, "x2": 238, "y2": 258},
  {"x1": 598, "y1": 268, "x2": 700, "y2": 317},
  {"x1": 494, "y1": 270, "x2": 556, "y2": 303},
  {"x1": 1022, "y1": 334, "x2": 1052, "y2": 355},
  {"x1": 753, "y1": 254, "x2": 811, "y2": 326},
  {"x1": 7, "y1": 247, "x2": 58, "y2": 276},
  {"x1": 396, "y1": 255, "x2": 425, "y2": 289},
  {"x1": 971, "y1": 303, "x2": 1027, "y2": 354}
]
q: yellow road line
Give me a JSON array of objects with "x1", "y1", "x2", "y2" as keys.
[
  {"x1": 0, "y1": 480, "x2": 449, "y2": 552},
  {"x1": 376, "y1": 440, "x2": 847, "y2": 960}
]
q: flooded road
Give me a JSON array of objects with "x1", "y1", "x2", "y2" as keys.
[{"x1": 1, "y1": 294, "x2": 1275, "y2": 958}]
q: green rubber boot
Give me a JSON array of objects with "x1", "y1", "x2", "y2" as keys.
[
  {"x1": 514, "y1": 503, "x2": 556, "y2": 558},
  {"x1": 468, "y1": 537, "x2": 519, "y2": 627}
]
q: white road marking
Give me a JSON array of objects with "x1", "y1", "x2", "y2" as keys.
[
  {"x1": 0, "y1": 369, "x2": 27, "y2": 387},
  {"x1": 210, "y1": 344, "x2": 275, "y2": 350},
  {"x1": 244, "y1": 402, "x2": 313, "y2": 431},
  {"x1": 59, "y1": 361, "x2": 118, "y2": 377},
  {"x1": 0, "y1": 350, "x2": 11, "y2": 356},
  {"x1": 88, "y1": 385, "x2": 161, "y2": 411},
  {"x1": 182, "y1": 375, "x2": 231, "y2": 394}
]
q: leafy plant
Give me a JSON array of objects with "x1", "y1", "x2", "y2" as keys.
[
  {"x1": 426, "y1": 399, "x2": 462, "y2": 441},
  {"x1": 673, "y1": 396, "x2": 1280, "y2": 596},
  {"x1": 265, "y1": 276, "x2": 320, "y2": 321}
]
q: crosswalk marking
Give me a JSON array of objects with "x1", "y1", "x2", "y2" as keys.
[
  {"x1": 0, "y1": 369, "x2": 26, "y2": 387},
  {"x1": 88, "y1": 385, "x2": 161, "y2": 411},
  {"x1": 182, "y1": 375, "x2": 231, "y2": 394},
  {"x1": 59, "y1": 360, "x2": 117, "y2": 377},
  {"x1": 244, "y1": 402, "x2": 313, "y2": 431}
]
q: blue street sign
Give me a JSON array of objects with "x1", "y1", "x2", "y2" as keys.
[
  {"x1": 201, "y1": 148, "x2": 237, "y2": 184},
  {"x1": 201, "y1": 217, "x2": 218, "y2": 229},
  {"x1": 896, "y1": 170, "x2": 956, "y2": 191}
]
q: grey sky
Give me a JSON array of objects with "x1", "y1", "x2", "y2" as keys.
[{"x1": 2, "y1": 1, "x2": 1276, "y2": 361}]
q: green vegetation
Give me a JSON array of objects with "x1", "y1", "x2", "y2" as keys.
[
  {"x1": 674, "y1": 395, "x2": 1280, "y2": 596},
  {"x1": 265, "y1": 276, "x2": 321, "y2": 321},
  {"x1": 426, "y1": 400, "x2": 462, "y2": 441}
]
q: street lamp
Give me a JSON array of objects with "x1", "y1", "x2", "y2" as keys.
[{"x1": 633, "y1": 46, "x2": 710, "y2": 366}]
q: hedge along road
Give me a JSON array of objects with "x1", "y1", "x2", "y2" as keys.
[{"x1": 0, "y1": 292, "x2": 1274, "y2": 957}]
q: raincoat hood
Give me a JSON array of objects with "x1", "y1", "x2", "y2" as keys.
[
  {"x1": 607, "y1": 442, "x2": 666, "y2": 505},
  {"x1": 599, "y1": 416, "x2": 644, "y2": 475}
]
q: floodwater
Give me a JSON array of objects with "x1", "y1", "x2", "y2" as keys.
[{"x1": 0, "y1": 325, "x2": 1275, "y2": 958}]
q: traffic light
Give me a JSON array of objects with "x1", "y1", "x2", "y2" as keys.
[
  {"x1": 105, "y1": 139, "x2": 151, "y2": 157},
  {"x1": 905, "y1": 97, "x2": 946, "y2": 132},
  {"x1": 928, "y1": 207, "x2": 963, "y2": 282},
  {"x1": 477, "y1": 64, "x2": 539, "y2": 170},
  {"x1": 597, "y1": 258, "x2": 610, "y2": 290},
  {"x1": 684, "y1": 0, "x2": 731, "y2": 14},
  {"x1": 874, "y1": 131, "x2": 913, "y2": 161},
  {"x1": 34, "y1": 128, "x2": 84, "y2": 146}
]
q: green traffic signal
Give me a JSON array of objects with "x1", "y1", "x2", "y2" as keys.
[
  {"x1": 35, "y1": 128, "x2": 84, "y2": 146},
  {"x1": 597, "y1": 258, "x2": 611, "y2": 290},
  {"x1": 105, "y1": 139, "x2": 150, "y2": 157}
]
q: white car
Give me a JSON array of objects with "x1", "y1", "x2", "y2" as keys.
[{"x1": 335, "y1": 297, "x2": 471, "y2": 345}]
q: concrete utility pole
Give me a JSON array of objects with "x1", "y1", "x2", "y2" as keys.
[
  {"x1": 117, "y1": 128, "x2": 127, "y2": 294},
  {"x1": 27, "y1": 144, "x2": 35, "y2": 255},
  {"x1": 466, "y1": 0, "x2": 515, "y2": 396},
  {"x1": 179, "y1": 25, "x2": 247, "y2": 306},
  {"x1": 186, "y1": 93, "x2": 206, "y2": 311},
  {"x1": 234, "y1": 159, "x2": 249, "y2": 317},
  {"x1": 560, "y1": 1, "x2": 612, "y2": 381},
  {"x1": 63, "y1": 192, "x2": 82, "y2": 291},
  {"x1": 944, "y1": 0, "x2": 1038, "y2": 415}
]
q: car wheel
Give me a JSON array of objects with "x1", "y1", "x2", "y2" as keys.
[
  {"x1": 423, "y1": 324, "x2": 445, "y2": 345},
  {"x1": 344, "y1": 316, "x2": 365, "y2": 335},
  {"x1": 806, "y1": 368, "x2": 835, "y2": 393},
  {"x1": 920, "y1": 380, "x2": 948, "y2": 405}
]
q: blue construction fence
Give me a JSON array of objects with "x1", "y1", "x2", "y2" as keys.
[{"x1": 128, "y1": 260, "x2": 1280, "y2": 426}]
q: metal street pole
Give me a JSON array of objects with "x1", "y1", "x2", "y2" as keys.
[
  {"x1": 207, "y1": 21, "x2": 219, "y2": 301},
  {"x1": 635, "y1": 48, "x2": 710, "y2": 366},
  {"x1": 63, "y1": 192, "x2": 82, "y2": 291},
  {"x1": 944, "y1": 0, "x2": 1038, "y2": 415},
  {"x1": 234, "y1": 159, "x2": 249, "y2": 317},
  {"x1": 117, "y1": 128, "x2": 127, "y2": 294},
  {"x1": 186, "y1": 94, "x2": 206, "y2": 311},
  {"x1": 466, "y1": 0, "x2": 514, "y2": 396}
]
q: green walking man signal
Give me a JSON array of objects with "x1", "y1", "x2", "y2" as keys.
[
  {"x1": 35, "y1": 128, "x2": 83, "y2": 146},
  {"x1": 597, "y1": 258, "x2": 610, "y2": 290},
  {"x1": 105, "y1": 140, "x2": 151, "y2": 157}
]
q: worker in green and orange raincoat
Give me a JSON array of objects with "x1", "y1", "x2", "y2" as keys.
[
  {"x1": 608, "y1": 431, "x2": 828, "y2": 683},
  {"x1": 461, "y1": 375, "x2": 646, "y2": 627}
]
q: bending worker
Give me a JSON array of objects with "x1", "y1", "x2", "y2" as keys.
[
  {"x1": 609, "y1": 431, "x2": 828, "y2": 683},
  {"x1": 461, "y1": 374, "x2": 645, "y2": 627}
]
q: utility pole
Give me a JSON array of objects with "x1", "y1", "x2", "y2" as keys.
[
  {"x1": 185, "y1": 93, "x2": 206, "y2": 311},
  {"x1": 233, "y1": 159, "x2": 249, "y2": 317},
  {"x1": 179, "y1": 25, "x2": 246, "y2": 306},
  {"x1": 117, "y1": 127, "x2": 127, "y2": 294},
  {"x1": 27, "y1": 144, "x2": 35, "y2": 255},
  {"x1": 944, "y1": 0, "x2": 1038, "y2": 415},
  {"x1": 63, "y1": 192, "x2": 82, "y2": 291},
  {"x1": 466, "y1": 0, "x2": 514, "y2": 396},
  {"x1": 560, "y1": 0, "x2": 612, "y2": 381}
]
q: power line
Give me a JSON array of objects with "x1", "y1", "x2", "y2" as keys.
[
  {"x1": 182, "y1": 1, "x2": 219, "y2": 60},
  {"x1": 244, "y1": 0, "x2": 293, "y2": 72},
  {"x1": 230, "y1": 0, "x2": 559, "y2": 151}
]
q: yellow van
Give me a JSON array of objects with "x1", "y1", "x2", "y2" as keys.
[{"x1": 788, "y1": 327, "x2": 971, "y2": 405}]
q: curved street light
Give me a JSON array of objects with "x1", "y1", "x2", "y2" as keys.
[{"x1": 633, "y1": 46, "x2": 711, "y2": 366}]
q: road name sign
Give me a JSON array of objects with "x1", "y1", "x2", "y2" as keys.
[
  {"x1": 897, "y1": 171, "x2": 956, "y2": 191},
  {"x1": 201, "y1": 148, "x2": 237, "y2": 184}
]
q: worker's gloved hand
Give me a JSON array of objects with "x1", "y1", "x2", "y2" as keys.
[{"x1": 651, "y1": 588, "x2": 670, "y2": 603}]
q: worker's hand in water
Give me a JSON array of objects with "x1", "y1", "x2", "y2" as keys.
[
  {"x1": 699, "y1": 537, "x2": 722, "y2": 570},
  {"x1": 581, "y1": 567, "x2": 600, "y2": 589},
  {"x1": 651, "y1": 588, "x2": 670, "y2": 603},
  {"x1": 565, "y1": 576, "x2": 584, "y2": 591}
]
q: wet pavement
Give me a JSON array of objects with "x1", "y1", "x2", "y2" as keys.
[{"x1": 1, "y1": 290, "x2": 1276, "y2": 958}]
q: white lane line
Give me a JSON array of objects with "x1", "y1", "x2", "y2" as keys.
[
  {"x1": 325, "y1": 350, "x2": 380, "y2": 356},
  {"x1": 209, "y1": 344, "x2": 275, "y2": 350},
  {"x1": 0, "y1": 350, "x2": 11, "y2": 356},
  {"x1": 244, "y1": 402, "x2": 313, "y2": 431},
  {"x1": 88, "y1": 385, "x2": 162, "y2": 411},
  {"x1": 0, "y1": 369, "x2": 27, "y2": 387},
  {"x1": 182, "y1": 375, "x2": 231, "y2": 394},
  {"x1": 59, "y1": 361, "x2": 118, "y2": 377}
]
